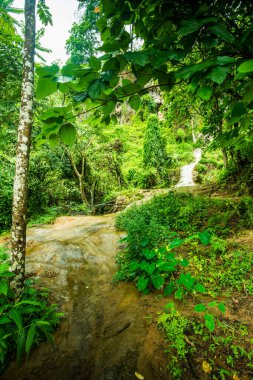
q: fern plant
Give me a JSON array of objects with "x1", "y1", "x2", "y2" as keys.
[{"x1": 0, "y1": 247, "x2": 63, "y2": 374}]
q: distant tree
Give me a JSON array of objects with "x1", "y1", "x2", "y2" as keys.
[
  {"x1": 66, "y1": 0, "x2": 100, "y2": 64},
  {"x1": 143, "y1": 115, "x2": 168, "y2": 185}
]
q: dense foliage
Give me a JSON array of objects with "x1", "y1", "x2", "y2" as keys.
[{"x1": 0, "y1": 248, "x2": 62, "y2": 373}]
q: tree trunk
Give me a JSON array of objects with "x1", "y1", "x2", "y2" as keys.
[
  {"x1": 10, "y1": 0, "x2": 36, "y2": 293},
  {"x1": 221, "y1": 148, "x2": 228, "y2": 170},
  {"x1": 79, "y1": 174, "x2": 89, "y2": 205}
]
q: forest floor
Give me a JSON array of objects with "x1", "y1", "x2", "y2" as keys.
[{"x1": 1, "y1": 203, "x2": 253, "y2": 380}]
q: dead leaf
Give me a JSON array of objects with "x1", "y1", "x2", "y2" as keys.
[
  {"x1": 135, "y1": 372, "x2": 144, "y2": 379},
  {"x1": 184, "y1": 335, "x2": 195, "y2": 347},
  {"x1": 233, "y1": 374, "x2": 240, "y2": 380},
  {"x1": 202, "y1": 361, "x2": 212, "y2": 374}
]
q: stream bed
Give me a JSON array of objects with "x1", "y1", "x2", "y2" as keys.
[{"x1": 2, "y1": 215, "x2": 169, "y2": 380}]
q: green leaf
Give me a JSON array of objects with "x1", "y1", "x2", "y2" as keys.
[
  {"x1": 124, "y1": 51, "x2": 149, "y2": 66},
  {"x1": 103, "y1": 0, "x2": 116, "y2": 17},
  {"x1": 207, "y1": 66, "x2": 229, "y2": 84},
  {"x1": 243, "y1": 81, "x2": 253, "y2": 104},
  {"x1": 59, "y1": 123, "x2": 77, "y2": 146},
  {"x1": 204, "y1": 313, "x2": 215, "y2": 332},
  {"x1": 218, "y1": 302, "x2": 226, "y2": 313},
  {"x1": 194, "y1": 283, "x2": 206, "y2": 293},
  {"x1": 164, "y1": 281, "x2": 176, "y2": 296},
  {"x1": 9, "y1": 309, "x2": 23, "y2": 330},
  {"x1": 0, "y1": 279, "x2": 8, "y2": 295},
  {"x1": 137, "y1": 276, "x2": 149, "y2": 292},
  {"x1": 129, "y1": 261, "x2": 140, "y2": 272},
  {"x1": 158, "y1": 262, "x2": 177, "y2": 272},
  {"x1": 180, "y1": 259, "x2": 189, "y2": 267},
  {"x1": 198, "y1": 231, "x2": 211, "y2": 245},
  {"x1": 141, "y1": 262, "x2": 156, "y2": 275},
  {"x1": 175, "y1": 288, "x2": 184, "y2": 300},
  {"x1": 36, "y1": 78, "x2": 58, "y2": 99},
  {"x1": 14, "y1": 300, "x2": 45, "y2": 307},
  {"x1": 87, "y1": 80, "x2": 104, "y2": 99},
  {"x1": 194, "y1": 304, "x2": 207, "y2": 312},
  {"x1": 151, "y1": 273, "x2": 165, "y2": 289},
  {"x1": 178, "y1": 273, "x2": 195, "y2": 290},
  {"x1": 238, "y1": 59, "x2": 253, "y2": 73},
  {"x1": 231, "y1": 102, "x2": 247, "y2": 118},
  {"x1": 197, "y1": 86, "x2": 212, "y2": 100},
  {"x1": 215, "y1": 56, "x2": 236, "y2": 65},
  {"x1": 129, "y1": 95, "x2": 141, "y2": 111},
  {"x1": 142, "y1": 249, "x2": 156, "y2": 260},
  {"x1": 208, "y1": 301, "x2": 218, "y2": 308},
  {"x1": 36, "y1": 64, "x2": 59, "y2": 77},
  {"x1": 0, "y1": 317, "x2": 11, "y2": 324},
  {"x1": 25, "y1": 324, "x2": 36, "y2": 355},
  {"x1": 89, "y1": 56, "x2": 101, "y2": 71},
  {"x1": 102, "y1": 100, "x2": 116, "y2": 116},
  {"x1": 178, "y1": 19, "x2": 202, "y2": 36},
  {"x1": 209, "y1": 25, "x2": 235, "y2": 43},
  {"x1": 61, "y1": 63, "x2": 79, "y2": 77},
  {"x1": 48, "y1": 134, "x2": 59, "y2": 147},
  {"x1": 16, "y1": 329, "x2": 26, "y2": 365}
]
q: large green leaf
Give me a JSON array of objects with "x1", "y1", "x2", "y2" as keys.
[
  {"x1": 36, "y1": 64, "x2": 59, "y2": 77},
  {"x1": 25, "y1": 324, "x2": 36, "y2": 355},
  {"x1": 141, "y1": 262, "x2": 156, "y2": 275},
  {"x1": 137, "y1": 276, "x2": 149, "y2": 291},
  {"x1": 194, "y1": 304, "x2": 207, "y2": 312},
  {"x1": 198, "y1": 230, "x2": 211, "y2": 245},
  {"x1": 207, "y1": 66, "x2": 229, "y2": 84},
  {"x1": 0, "y1": 279, "x2": 8, "y2": 295},
  {"x1": 102, "y1": 100, "x2": 116, "y2": 116},
  {"x1": 59, "y1": 123, "x2": 77, "y2": 146},
  {"x1": 204, "y1": 313, "x2": 215, "y2": 332},
  {"x1": 178, "y1": 273, "x2": 195, "y2": 290},
  {"x1": 238, "y1": 59, "x2": 253, "y2": 73},
  {"x1": 209, "y1": 25, "x2": 235, "y2": 43},
  {"x1": 151, "y1": 273, "x2": 165, "y2": 289},
  {"x1": 231, "y1": 102, "x2": 247, "y2": 118},
  {"x1": 36, "y1": 78, "x2": 58, "y2": 99},
  {"x1": 103, "y1": 0, "x2": 116, "y2": 17},
  {"x1": 87, "y1": 80, "x2": 104, "y2": 99},
  {"x1": 124, "y1": 51, "x2": 149, "y2": 66},
  {"x1": 9, "y1": 309, "x2": 23, "y2": 330},
  {"x1": 16, "y1": 329, "x2": 26, "y2": 365},
  {"x1": 197, "y1": 86, "x2": 212, "y2": 100},
  {"x1": 89, "y1": 56, "x2": 101, "y2": 71},
  {"x1": 129, "y1": 94, "x2": 141, "y2": 111}
]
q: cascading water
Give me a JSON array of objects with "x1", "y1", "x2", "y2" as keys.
[{"x1": 175, "y1": 148, "x2": 202, "y2": 187}]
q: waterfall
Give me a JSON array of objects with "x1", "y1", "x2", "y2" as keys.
[{"x1": 175, "y1": 148, "x2": 202, "y2": 188}]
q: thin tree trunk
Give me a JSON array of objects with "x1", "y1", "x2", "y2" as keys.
[
  {"x1": 221, "y1": 148, "x2": 228, "y2": 170},
  {"x1": 10, "y1": 0, "x2": 36, "y2": 293}
]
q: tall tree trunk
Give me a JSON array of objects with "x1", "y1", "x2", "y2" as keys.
[{"x1": 10, "y1": 0, "x2": 36, "y2": 293}]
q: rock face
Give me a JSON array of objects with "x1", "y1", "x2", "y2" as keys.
[{"x1": 3, "y1": 215, "x2": 169, "y2": 380}]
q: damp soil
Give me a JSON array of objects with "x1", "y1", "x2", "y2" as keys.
[{"x1": 1, "y1": 214, "x2": 170, "y2": 380}]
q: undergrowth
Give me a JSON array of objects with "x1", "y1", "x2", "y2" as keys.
[
  {"x1": 115, "y1": 191, "x2": 253, "y2": 379},
  {"x1": 0, "y1": 247, "x2": 63, "y2": 374}
]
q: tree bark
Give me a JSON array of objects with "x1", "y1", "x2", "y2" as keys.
[{"x1": 10, "y1": 0, "x2": 36, "y2": 293}]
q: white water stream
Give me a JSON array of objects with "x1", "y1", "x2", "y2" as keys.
[{"x1": 175, "y1": 148, "x2": 202, "y2": 187}]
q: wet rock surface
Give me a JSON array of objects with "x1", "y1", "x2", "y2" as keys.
[{"x1": 2, "y1": 215, "x2": 169, "y2": 380}]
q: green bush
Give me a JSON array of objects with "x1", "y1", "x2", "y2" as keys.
[
  {"x1": 116, "y1": 192, "x2": 253, "y2": 256},
  {"x1": 0, "y1": 247, "x2": 63, "y2": 374}
]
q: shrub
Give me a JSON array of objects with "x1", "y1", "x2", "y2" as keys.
[{"x1": 0, "y1": 247, "x2": 63, "y2": 374}]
